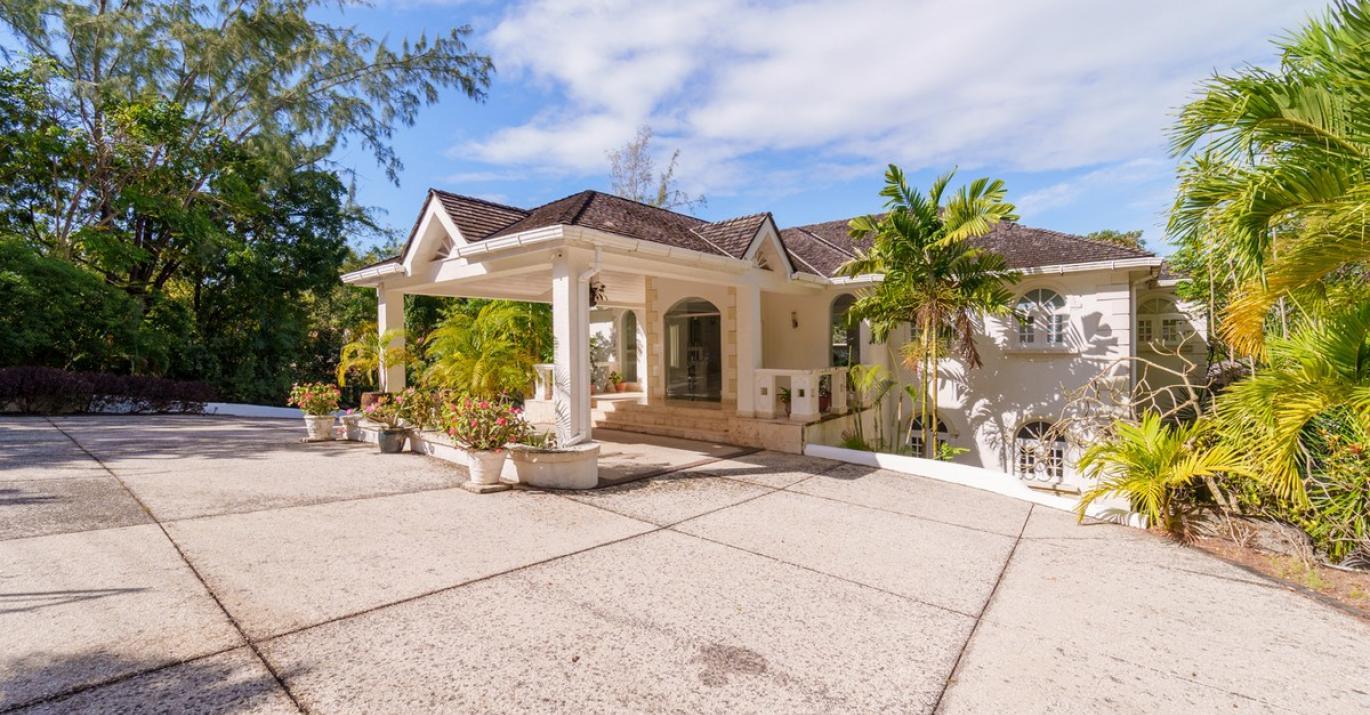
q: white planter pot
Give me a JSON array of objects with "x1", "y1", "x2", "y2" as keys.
[
  {"x1": 467, "y1": 449, "x2": 509, "y2": 485},
  {"x1": 340, "y1": 415, "x2": 363, "y2": 441},
  {"x1": 303, "y1": 415, "x2": 335, "y2": 441},
  {"x1": 509, "y1": 442, "x2": 601, "y2": 490}
]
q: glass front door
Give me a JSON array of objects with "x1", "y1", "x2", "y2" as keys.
[{"x1": 664, "y1": 298, "x2": 721, "y2": 402}]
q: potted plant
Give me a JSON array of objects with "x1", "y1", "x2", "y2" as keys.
[
  {"x1": 287, "y1": 383, "x2": 340, "y2": 441},
  {"x1": 778, "y1": 386, "x2": 792, "y2": 417},
  {"x1": 364, "y1": 395, "x2": 408, "y2": 453},
  {"x1": 818, "y1": 381, "x2": 832, "y2": 413},
  {"x1": 508, "y1": 430, "x2": 601, "y2": 490},
  {"x1": 444, "y1": 398, "x2": 529, "y2": 485},
  {"x1": 608, "y1": 370, "x2": 625, "y2": 392},
  {"x1": 339, "y1": 408, "x2": 364, "y2": 441}
]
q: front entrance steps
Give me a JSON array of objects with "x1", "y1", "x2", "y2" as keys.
[{"x1": 591, "y1": 398, "x2": 732, "y2": 445}]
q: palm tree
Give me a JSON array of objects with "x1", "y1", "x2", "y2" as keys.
[
  {"x1": 1077, "y1": 412, "x2": 1250, "y2": 534},
  {"x1": 337, "y1": 326, "x2": 411, "y2": 389},
  {"x1": 1169, "y1": 1, "x2": 1370, "y2": 356},
  {"x1": 1215, "y1": 302, "x2": 1370, "y2": 505},
  {"x1": 836, "y1": 165, "x2": 1019, "y2": 457},
  {"x1": 423, "y1": 301, "x2": 539, "y2": 399}
]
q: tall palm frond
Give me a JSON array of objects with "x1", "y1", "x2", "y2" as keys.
[
  {"x1": 337, "y1": 327, "x2": 410, "y2": 388},
  {"x1": 1216, "y1": 301, "x2": 1370, "y2": 504}
]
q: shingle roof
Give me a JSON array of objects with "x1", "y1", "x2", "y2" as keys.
[
  {"x1": 690, "y1": 213, "x2": 770, "y2": 258},
  {"x1": 369, "y1": 189, "x2": 1155, "y2": 280},
  {"x1": 487, "y1": 190, "x2": 727, "y2": 256},
  {"x1": 778, "y1": 216, "x2": 1154, "y2": 277},
  {"x1": 431, "y1": 189, "x2": 527, "y2": 240}
]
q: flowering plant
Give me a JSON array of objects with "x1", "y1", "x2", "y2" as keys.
[
  {"x1": 395, "y1": 387, "x2": 448, "y2": 430},
  {"x1": 363, "y1": 395, "x2": 405, "y2": 430},
  {"x1": 287, "y1": 382, "x2": 340, "y2": 416},
  {"x1": 444, "y1": 398, "x2": 529, "y2": 452}
]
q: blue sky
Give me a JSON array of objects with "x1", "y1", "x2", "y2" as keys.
[{"x1": 327, "y1": 0, "x2": 1327, "y2": 255}]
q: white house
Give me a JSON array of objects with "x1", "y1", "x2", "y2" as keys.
[{"x1": 342, "y1": 189, "x2": 1205, "y2": 492}]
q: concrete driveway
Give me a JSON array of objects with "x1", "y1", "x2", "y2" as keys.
[{"x1": 2, "y1": 416, "x2": 1368, "y2": 714}]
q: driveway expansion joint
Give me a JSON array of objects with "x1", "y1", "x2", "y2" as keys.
[{"x1": 39, "y1": 418, "x2": 309, "y2": 714}]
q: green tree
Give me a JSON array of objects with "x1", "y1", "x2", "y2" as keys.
[
  {"x1": 1169, "y1": 1, "x2": 1370, "y2": 356},
  {"x1": 837, "y1": 165, "x2": 1020, "y2": 457}
]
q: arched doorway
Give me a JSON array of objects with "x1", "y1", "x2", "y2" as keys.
[
  {"x1": 664, "y1": 298, "x2": 722, "y2": 402},
  {"x1": 831, "y1": 294, "x2": 860, "y2": 366}
]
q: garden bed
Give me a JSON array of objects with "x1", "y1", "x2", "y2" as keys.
[{"x1": 1194, "y1": 537, "x2": 1370, "y2": 621}]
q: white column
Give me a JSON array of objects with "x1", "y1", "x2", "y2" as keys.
[
  {"x1": 735, "y1": 283, "x2": 763, "y2": 417},
  {"x1": 377, "y1": 286, "x2": 406, "y2": 392},
  {"x1": 551, "y1": 251, "x2": 591, "y2": 445}
]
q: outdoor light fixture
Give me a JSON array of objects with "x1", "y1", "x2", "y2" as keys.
[
  {"x1": 589, "y1": 280, "x2": 606, "y2": 307},
  {"x1": 791, "y1": 311, "x2": 799, "y2": 329}
]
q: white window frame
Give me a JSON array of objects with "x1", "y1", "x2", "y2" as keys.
[
  {"x1": 1016, "y1": 289, "x2": 1068, "y2": 347},
  {"x1": 1015, "y1": 421, "x2": 1065, "y2": 483}
]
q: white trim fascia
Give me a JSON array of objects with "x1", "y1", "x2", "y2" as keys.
[
  {"x1": 1155, "y1": 279, "x2": 1182, "y2": 287},
  {"x1": 829, "y1": 273, "x2": 883, "y2": 285},
  {"x1": 341, "y1": 261, "x2": 404, "y2": 285},
  {"x1": 1017, "y1": 257, "x2": 1163, "y2": 276}
]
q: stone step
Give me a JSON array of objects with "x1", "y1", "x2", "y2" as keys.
[
  {"x1": 597, "y1": 401, "x2": 726, "y2": 420},
  {"x1": 593, "y1": 410, "x2": 728, "y2": 432},
  {"x1": 592, "y1": 420, "x2": 732, "y2": 445}
]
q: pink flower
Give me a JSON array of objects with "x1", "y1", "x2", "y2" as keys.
[
  {"x1": 478, "y1": 401, "x2": 490, "y2": 409},
  {"x1": 496, "y1": 417, "x2": 506, "y2": 426}
]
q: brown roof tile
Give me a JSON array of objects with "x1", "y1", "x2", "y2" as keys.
[
  {"x1": 487, "y1": 190, "x2": 728, "y2": 256},
  {"x1": 431, "y1": 189, "x2": 528, "y2": 240},
  {"x1": 690, "y1": 213, "x2": 770, "y2": 258},
  {"x1": 778, "y1": 216, "x2": 1153, "y2": 276}
]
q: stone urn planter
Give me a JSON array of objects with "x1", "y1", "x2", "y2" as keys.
[
  {"x1": 303, "y1": 414, "x2": 335, "y2": 442},
  {"x1": 377, "y1": 428, "x2": 408, "y2": 453},
  {"x1": 509, "y1": 442, "x2": 600, "y2": 490},
  {"x1": 467, "y1": 449, "x2": 508, "y2": 485}
]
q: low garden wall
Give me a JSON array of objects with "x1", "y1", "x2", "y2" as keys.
[{"x1": 804, "y1": 442, "x2": 1141, "y2": 526}]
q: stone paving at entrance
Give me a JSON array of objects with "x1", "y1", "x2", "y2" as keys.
[{"x1": 3, "y1": 415, "x2": 1369, "y2": 713}]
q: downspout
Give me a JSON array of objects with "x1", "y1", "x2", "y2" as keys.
[{"x1": 564, "y1": 247, "x2": 602, "y2": 446}]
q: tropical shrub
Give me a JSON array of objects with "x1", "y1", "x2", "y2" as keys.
[
  {"x1": 1077, "y1": 412, "x2": 1249, "y2": 536},
  {"x1": 424, "y1": 302, "x2": 540, "y2": 398},
  {"x1": 287, "y1": 383, "x2": 341, "y2": 416},
  {"x1": 337, "y1": 327, "x2": 412, "y2": 389},
  {"x1": 444, "y1": 398, "x2": 529, "y2": 452}
]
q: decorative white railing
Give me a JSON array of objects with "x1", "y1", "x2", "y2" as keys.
[{"x1": 754, "y1": 367, "x2": 848, "y2": 421}]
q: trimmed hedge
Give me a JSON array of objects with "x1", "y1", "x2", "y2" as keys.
[{"x1": 0, "y1": 367, "x2": 213, "y2": 415}]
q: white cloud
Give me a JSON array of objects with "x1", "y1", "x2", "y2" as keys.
[
  {"x1": 1017, "y1": 158, "x2": 1169, "y2": 214},
  {"x1": 461, "y1": 0, "x2": 1322, "y2": 191}
]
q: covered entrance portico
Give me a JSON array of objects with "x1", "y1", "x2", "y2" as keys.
[{"x1": 341, "y1": 190, "x2": 867, "y2": 482}]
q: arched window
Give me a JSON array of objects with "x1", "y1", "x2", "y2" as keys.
[
  {"x1": 831, "y1": 294, "x2": 860, "y2": 367},
  {"x1": 1137, "y1": 297, "x2": 1191, "y2": 349},
  {"x1": 1016, "y1": 289, "x2": 1067, "y2": 346},
  {"x1": 1015, "y1": 421, "x2": 1065, "y2": 482},
  {"x1": 908, "y1": 416, "x2": 949, "y2": 457}
]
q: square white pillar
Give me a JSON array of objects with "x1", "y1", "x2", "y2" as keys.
[
  {"x1": 551, "y1": 252, "x2": 591, "y2": 445},
  {"x1": 735, "y1": 283, "x2": 762, "y2": 417},
  {"x1": 790, "y1": 373, "x2": 819, "y2": 422},
  {"x1": 377, "y1": 286, "x2": 406, "y2": 392}
]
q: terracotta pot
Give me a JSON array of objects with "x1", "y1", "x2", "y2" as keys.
[
  {"x1": 377, "y1": 428, "x2": 408, "y2": 453},
  {"x1": 303, "y1": 415, "x2": 335, "y2": 441},
  {"x1": 360, "y1": 391, "x2": 387, "y2": 409},
  {"x1": 615, "y1": 383, "x2": 627, "y2": 392},
  {"x1": 819, "y1": 395, "x2": 831, "y2": 413},
  {"x1": 467, "y1": 449, "x2": 508, "y2": 485}
]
